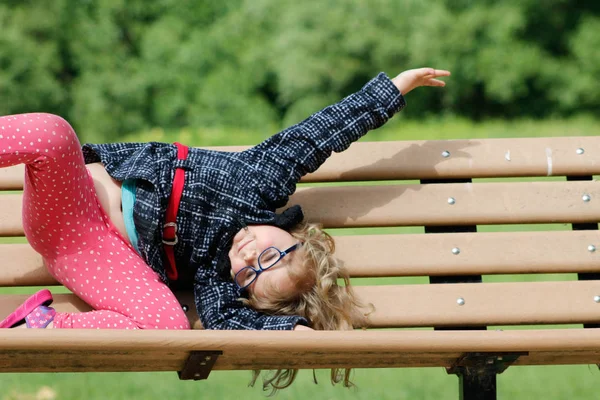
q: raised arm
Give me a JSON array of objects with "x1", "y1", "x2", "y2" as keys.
[{"x1": 244, "y1": 68, "x2": 450, "y2": 208}]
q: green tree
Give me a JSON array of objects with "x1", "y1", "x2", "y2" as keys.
[
  {"x1": 0, "y1": 2, "x2": 66, "y2": 117},
  {"x1": 0, "y1": 0, "x2": 598, "y2": 141}
]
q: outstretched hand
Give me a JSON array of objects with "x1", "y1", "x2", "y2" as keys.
[{"x1": 391, "y1": 68, "x2": 451, "y2": 95}]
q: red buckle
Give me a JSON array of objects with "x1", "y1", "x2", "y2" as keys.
[
  {"x1": 163, "y1": 142, "x2": 189, "y2": 281},
  {"x1": 162, "y1": 222, "x2": 178, "y2": 246}
]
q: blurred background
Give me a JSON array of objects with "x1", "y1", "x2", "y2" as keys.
[
  {"x1": 1, "y1": 0, "x2": 600, "y2": 399},
  {"x1": 1, "y1": 0, "x2": 599, "y2": 145}
]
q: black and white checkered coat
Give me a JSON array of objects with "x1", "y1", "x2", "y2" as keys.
[{"x1": 83, "y1": 72, "x2": 405, "y2": 330}]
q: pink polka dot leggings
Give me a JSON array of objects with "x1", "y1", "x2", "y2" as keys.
[{"x1": 0, "y1": 113, "x2": 190, "y2": 330}]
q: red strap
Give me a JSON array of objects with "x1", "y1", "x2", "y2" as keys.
[{"x1": 163, "y1": 142, "x2": 189, "y2": 281}]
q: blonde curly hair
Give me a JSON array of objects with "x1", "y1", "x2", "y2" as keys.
[{"x1": 239, "y1": 221, "x2": 372, "y2": 394}]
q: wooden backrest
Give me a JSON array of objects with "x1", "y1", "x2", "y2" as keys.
[{"x1": 1, "y1": 137, "x2": 599, "y2": 330}]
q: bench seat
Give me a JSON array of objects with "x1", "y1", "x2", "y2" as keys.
[
  {"x1": 2, "y1": 329, "x2": 600, "y2": 373},
  {"x1": 1, "y1": 136, "x2": 599, "y2": 398}
]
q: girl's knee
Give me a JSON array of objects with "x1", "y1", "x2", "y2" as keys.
[
  {"x1": 142, "y1": 311, "x2": 191, "y2": 330},
  {"x1": 32, "y1": 113, "x2": 68, "y2": 124},
  {"x1": 161, "y1": 316, "x2": 191, "y2": 330},
  {"x1": 167, "y1": 310, "x2": 192, "y2": 330},
  {"x1": 30, "y1": 113, "x2": 79, "y2": 148}
]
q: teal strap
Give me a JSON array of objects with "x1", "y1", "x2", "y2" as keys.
[{"x1": 121, "y1": 179, "x2": 141, "y2": 255}]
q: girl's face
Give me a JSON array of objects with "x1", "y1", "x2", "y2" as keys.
[{"x1": 229, "y1": 225, "x2": 299, "y2": 300}]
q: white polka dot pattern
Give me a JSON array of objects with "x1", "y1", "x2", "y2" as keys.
[{"x1": 0, "y1": 113, "x2": 190, "y2": 330}]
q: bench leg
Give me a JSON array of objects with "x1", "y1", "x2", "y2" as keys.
[
  {"x1": 457, "y1": 370, "x2": 496, "y2": 400},
  {"x1": 421, "y1": 179, "x2": 518, "y2": 400},
  {"x1": 448, "y1": 352, "x2": 525, "y2": 400}
]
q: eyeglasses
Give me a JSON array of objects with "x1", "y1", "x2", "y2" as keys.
[{"x1": 234, "y1": 243, "x2": 301, "y2": 290}]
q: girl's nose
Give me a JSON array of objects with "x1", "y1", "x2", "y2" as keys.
[{"x1": 242, "y1": 248, "x2": 258, "y2": 263}]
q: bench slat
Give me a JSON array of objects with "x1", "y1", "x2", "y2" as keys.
[
  {"x1": 5, "y1": 349, "x2": 600, "y2": 372},
  {"x1": 0, "y1": 195, "x2": 24, "y2": 236},
  {"x1": 0, "y1": 166, "x2": 24, "y2": 190},
  {"x1": 0, "y1": 244, "x2": 56, "y2": 286},
  {"x1": 3, "y1": 230, "x2": 600, "y2": 287},
  {"x1": 337, "y1": 230, "x2": 600, "y2": 276},
  {"x1": 356, "y1": 281, "x2": 600, "y2": 327},
  {"x1": 0, "y1": 137, "x2": 598, "y2": 191},
  {"x1": 304, "y1": 137, "x2": 600, "y2": 181},
  {"x1": 293, "y1": 180, "x2": 600, "y2": 227},
  {"x1": 1, "y1": 181, "x2": 599, "y2": 236},
  {"x1": 3, "y1": 281, "x2": 600, "y2": 328},
  {"x1": 2, "y1": 329, "x2": 600, "y2": 371},
  {"x1": 298, "y1": 180, "x2": 600, "y2": 227}
]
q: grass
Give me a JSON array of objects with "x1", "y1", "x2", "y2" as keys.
[
  {"x1": 2, "y1": 117, "x2": 600, "y2": 399},
  {"x1": 1, "y1": 366, "x2": 599, "y2": 399}
]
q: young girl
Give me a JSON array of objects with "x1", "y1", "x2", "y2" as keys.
[{"x1": 0, "y1": 67, "x2": 449, "y2": 386}]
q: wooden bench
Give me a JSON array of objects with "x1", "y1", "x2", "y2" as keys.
[{"x1": 1, "y1": 137, "x2": 600, "y2": 399}]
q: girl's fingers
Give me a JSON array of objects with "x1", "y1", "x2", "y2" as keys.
[
  {"x1": 423, "y1": 71, "x2": 451, "y2": 79},
  {"x1": 428, "y1": 79, "x2": 447, "y2": 86},
  {"x1": 418, "y1": 79, "x2": 446, "y2": 87}
]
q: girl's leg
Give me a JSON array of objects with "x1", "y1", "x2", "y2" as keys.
[
  {"x1": 50, "y1": 232, "x2": 189, "y2": 329},
  {"x1": 0, "y1": 113, "x2": 189, "y2": 329}
]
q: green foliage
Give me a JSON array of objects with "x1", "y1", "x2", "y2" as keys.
[
  {"x1": 0, "y1": 2, "x2": 66, "y2": 116},
  {"x1": 123, "y1": 115, "x2": 600, "y2": 147},
  {"x1": 557, "y1": 16, "x2": 600, "y2": 113},
  {"x1": 0, "y1": 0, "x2": 599, "y2": 142}
]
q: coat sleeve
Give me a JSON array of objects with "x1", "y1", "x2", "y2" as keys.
[
  {"x1": 243, "y1": 72, "x2": 406, "y2": 208},
  {"x1": 194, "y1": 266, "x2": 309, "y2": 330}
]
